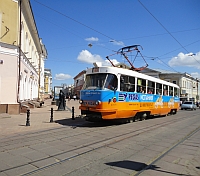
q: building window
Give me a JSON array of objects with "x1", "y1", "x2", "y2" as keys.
[{"x1": 172, "y1": 80, "x2": 177, "y2": 84}]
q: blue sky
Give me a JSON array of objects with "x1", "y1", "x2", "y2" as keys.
[{"x1": 30, "y1": 0, "x2": 200, "y2": 87}]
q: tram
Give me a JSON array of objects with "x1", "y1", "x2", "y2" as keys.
[{"x1": 79, "y1": 45, "x2": 180, "y2": 122}]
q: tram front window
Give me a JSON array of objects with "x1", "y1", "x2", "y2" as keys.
[
  {"x1": 82, "y1": 73, "x2": 117, "y2": 90},
  {"x1": 104, "y1": 74, "x2": 118, "y2": 90},
  {"x1": 83, "y1": 74, "x2": 107, "y2": 90}
]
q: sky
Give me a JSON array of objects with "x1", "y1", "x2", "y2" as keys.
[{"x1": 30, "y1": 0, "x2": 200, "y2": 87}]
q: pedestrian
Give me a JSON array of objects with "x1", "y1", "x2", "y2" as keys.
[
  {"x1": 73, "y1": 95, "x2": 76, "y2": 101},
  {"x1": 58, "y1": 90, "x2": 65, "y2": 110}
]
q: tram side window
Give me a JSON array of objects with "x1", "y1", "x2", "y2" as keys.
[
  {"x1": 156, "y1": 83, "x2": 162, "y2": 95},
  {"x1": 169, "y1": 86, "x2": 173, "y2": 96},
  {"x1": 174, "y1": 87, "x2": 179, "y2": 96},
  {"x1": 120, "y1": 75, "x2": 126, "y2": 91},
  {"x1": 120, "y1": 75, "x2": 135, "y2": 92},
  {"x1": 147, "y1": 80, "x2": 155, "y2": 94},
  {"x1": 137, "y1": 78, "x2": 146, "y2": 93},
  {"x1": 163, "y1": 85, "x2": 169, "y2": 96}
]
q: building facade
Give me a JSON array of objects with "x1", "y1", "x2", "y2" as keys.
[
  {"x1": 0, "y1": 0, "x2": 47, "y2": 114},
  {"x1": 73, "y1": 70, "x2": 86, "y2": 98},
  {"x1": 44, "y1": 68, "x2": 52, "y2": 96},
  {"x1": 140, "y1": 68, "x2": 199, "y2": 102}
]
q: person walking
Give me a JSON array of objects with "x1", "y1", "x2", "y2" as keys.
[{"x1": 58, "y1": 90, "x2": 65, "y2": 110}]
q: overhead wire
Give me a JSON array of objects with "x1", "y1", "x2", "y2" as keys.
[
  {"x1": 117, "y1": 27, "x2": 200, "y2": 42},
  {"x1": 33, "y1": 0, "x2": 199, "y2": 72},
  {"x1": 34, "y1": 0, "x2": 200, "y2": 57},
  {"x1": 34, "y1": 0, "x2": 115, "y2": 41},
  {"x1": 138, "y1": 0, "x2": 200, "y2": 66}
]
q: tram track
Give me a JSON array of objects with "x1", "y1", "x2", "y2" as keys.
[
  {"x1": 0, "y1": 112, "x2": 192, "y2": 152},
  {"x1": 17, "y1": 113, "x2": 200, "y2": 175},
  {"x1": 0, "y1": 111, "x2": 199, "y2": 175},
  {"x1": 133, "y1": 124, "x2": 200, "y2": 176}
]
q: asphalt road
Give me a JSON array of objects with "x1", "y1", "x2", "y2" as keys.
[{"x1": 0, "y1": 105, "x2": 200, "y2": 176}]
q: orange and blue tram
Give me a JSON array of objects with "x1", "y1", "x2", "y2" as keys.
[{"x1": 79, "y1": 66, "x2": 180, "y2": 122}]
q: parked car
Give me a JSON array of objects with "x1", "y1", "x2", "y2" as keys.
[{"x1": 181, "y1": 101, "x2": 197, "y2": 110}]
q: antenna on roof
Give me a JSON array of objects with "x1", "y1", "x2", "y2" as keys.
[{"x1": 106, "y1": 56, "x2": 115, "y2": 67}]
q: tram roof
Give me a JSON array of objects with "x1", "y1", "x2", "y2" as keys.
[{"x1": 86, "y1": 66, "x2": 180, "y2": 88}]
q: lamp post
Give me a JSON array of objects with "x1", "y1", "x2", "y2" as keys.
[{"x1": 196, "y1": 78, "x2": 199, "y2": 102}]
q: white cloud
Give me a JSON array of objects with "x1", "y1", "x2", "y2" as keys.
[
  {"x1": 77, "y1": 50, "x2": 120, "y2": 66},
  {"x1": 110, "y1": 40, "x2": 125, "y2": 46},
  {"x1": 77, "y1": 50, "x2": 104, "y2": 64},
  {"x1": 191, "y1": 72, "x2": 200, "y2": 79},
  {"x1": 168, "y1": 52, "x2": 200, "y2": 69},
  {"x1": 85, "y1": 37, "x2": 99, "y2": 42},
  {"x1": 54, "y1": 73, "x2": 72, "y2": 80},
  {"x1": 104, "y1": 59, "x2": 120, "y2": 66}
]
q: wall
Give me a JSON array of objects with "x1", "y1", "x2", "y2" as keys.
[
  {"x1": 0, "y1": 0, "x2": 18, "y2": 45},
  {"x1": 0, "y1": 45, "x2": 20, "y2": 114},
  {"x1": 0, "y1": 46, "x2": 18, "y2": 104}
]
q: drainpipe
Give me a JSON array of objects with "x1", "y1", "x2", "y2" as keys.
[
  {"x1": 17, "y1": 0, "x2": 22, "y2": 103},
  {"x1": 38, "y1": 53, "x2": 41, "y2": 101}
]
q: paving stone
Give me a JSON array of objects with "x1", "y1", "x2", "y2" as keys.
[
  {"x1": 64, "y1": 165, "x2": 98, "y2": 176},
  {"x1": 161, "y1": 155, "x2": 179, "y2": 163},
  {"x1": 1, "y1": 154, "x2": 31, "y2": 168},
  {"x1": 127, "y1": 153, "x2": 152, "y2": 164},
  {"x1": 155, "y1": 160, "x2": 187, "y2": 175},
  {"x1": 82, "y1": 150, "x2": 107, "y2": 161},
  {"x1": 126, "y1": 143, "x2": 146, "y2": 151},
  {"x1": 38, "y1": 146, "x2": 63, "y2": 156},
  {"x1": 139, "y1": 169, "x2": 175, "y2": 176},
  {"x1": 7, "y1": 146, "x2": 33, "y2": 156},
  {"x1": 108, "y1": 141, "x2": 130, "y2": 150},
  {"x1": 97, "y1": 167, "x2": 129, "y2": 176},
  {"x1": 0, "y1": 172, "x2": 8, "y2": 176},
  {"x1": 21, "y1": 150, "x2": 49, "y2": 161},
  {"x1": 167, "y1": 150, "x2": 194, "y2": 160},
  {"x1": 29, "y1": 143, "x2": 52, "y2": 150},
  {"x1": 31, "y1": 157, "x2": 59, "y2": 168},
  {"x1": 135, "y1": 148, "x2": 160, "y2": 159},
  {"x1": 54, "y1": 150, "x2": 78, "y2": 161},
  {"x1": 0, "y1": 152, "x2": 14, "y2": 161},
  {"x1": 0, "y1": 160, "x2": 10, "y2": 171},
  {"x1": 30, "y1": 156, "x2": 91, "y2": 176},
  {"x1": 4, "y1": 164, "x2": 37, "y2": 176}
]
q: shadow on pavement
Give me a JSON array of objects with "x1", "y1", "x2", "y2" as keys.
[
  {"x1": 105, "y1": 160, "x2": 190, "y2": 175},
  {"x1": 54, "y1": 118, "x2": 124, "y2": 128}
]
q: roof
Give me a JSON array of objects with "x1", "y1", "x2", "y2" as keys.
[{"x1": 152, "y1": 68, "x2": 181, "y2": 74}]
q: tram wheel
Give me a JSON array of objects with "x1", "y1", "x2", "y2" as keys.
[{"x1": 130, "y1": 117, "x2": 135, "y2": 123}]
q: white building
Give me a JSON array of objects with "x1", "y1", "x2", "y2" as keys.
[
  {"x1": 140, "y1": 68, "x2": 199, "y2": 102},
  {"x1": 0, "y1": 0, "x2": 47, "y2": 114}
]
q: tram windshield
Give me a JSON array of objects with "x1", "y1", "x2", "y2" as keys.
[{"x1": 82, "y1": 73, "x2": 118, "y2": 90}]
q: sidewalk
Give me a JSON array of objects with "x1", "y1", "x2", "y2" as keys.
[{"x1": 0, "y1": 99, "x2": 81, "y2": 138}]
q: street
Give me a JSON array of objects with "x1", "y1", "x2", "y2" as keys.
[{"x1": 0, "y1": 101, "x2": 200, "y2": 176}]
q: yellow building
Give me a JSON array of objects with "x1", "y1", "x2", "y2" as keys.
[
  {"x1": 0, "y1": 0, "x2": 47, "y2": 114},
  {"x1": 44, "y1": 69, "x2": 52, "y2": 98}
]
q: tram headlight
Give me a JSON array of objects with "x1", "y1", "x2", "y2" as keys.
[
  {"x1": 95, "y1": 100, "x2": 101, "y2": 105},
  {"x1": 79, "y1": 100, "x2": 83, "y2": 104}
]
